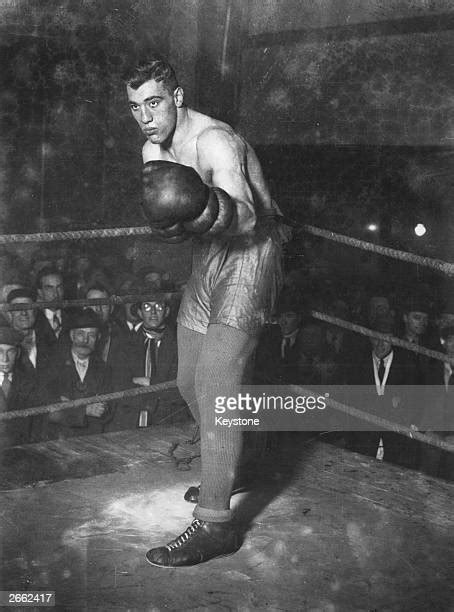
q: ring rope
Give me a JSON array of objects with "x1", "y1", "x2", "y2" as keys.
[
  {"x1": 288, "y1": 384, "x2": 454, "y2": 454},
  {"x1": 1, "y1": 377, "x2": 452, "y2": 455},
  {"x1": 0, "y1": 226, "x2": 154, "y2": 244},
  {"x1": 302, "y1": 223, "x2": 454, "y2": 277},
  {"x1": 0, "y1": 293, "x2": 180, "y2": 312},
  {"x1": 0, "y1": 220, "x2": 453, "y2": 276},
  {"x1": 312, "y1": 311, "x2": 454, "y2": 365},
  {"x1": 1, "y1": 296, "x2": 452, "y2": 365},
  {"x1": 0, "y1": 379, "x2": 177, "y2": 421}
]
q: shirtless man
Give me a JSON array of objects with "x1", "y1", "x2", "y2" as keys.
[{"x1": 125, "y1": 58, "x2": 285, "y2": 567}]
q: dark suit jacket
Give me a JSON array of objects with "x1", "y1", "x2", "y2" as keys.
[
  {"x1": 42, "y1": 346, "x2": 113, "y2": 437},
  {"x1": 130, "y1": 324, "x2": 178, "y2": 384},
  {"x1": 0, "y1": 365, "x2": 42, "y2": 448},
  {"x1": 343, "y1": 347, "x2": 420, "y2": 466},
  {"x1": 105, "y1": 323, "x2": 179, "y2": 430},
  {"x1": 255, "y1": 324, "x2": 303, "y2": 385},
  {"x1": 34, "y1": 309, "x2": 73, "y2": 350}
]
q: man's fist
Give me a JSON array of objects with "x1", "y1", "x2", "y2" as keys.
[
  {"x1": 142, "y1": 161, "x2": 208, "y2": 227},
  {"x1": 86, "y1": 402, "x2": 107, "y2": 418},
  {"x1": 142, "y1": 160, "x2": 236, "y2": 240}
]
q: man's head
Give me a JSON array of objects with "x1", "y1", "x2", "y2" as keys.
[
  {"x1": 68, "y1": 309, "x2": 101, "y2": 359},
  {"x1": 36, "y1": 266, "x2": 64, "y2": 309},
  {"x1": 275, "y1": 291, "x2": 305, "y2": 336},
  {"x1": 7, "y1": 287, "x2": 38, "y2": 334},
  {"x1": 403, "y1": 296, "x2": 430, "y2": 340},
  {"x1": 137, "y1": 265, "x2": 163, "y2": 289},
  {"x1": 85, "y1": 283, "x2": 112, "y2": 325},
  {"x1": 440, "y1": 326, "x2": 454, "y2": 357},
  {"x1": 0, "y1": 326, "x2": 23, "y2": 374},
  {"x1": 125, "y1": 58, "x2": 183, "y2": 145},
  {"x1": 135, "y1": 290, "x2": 169, "y2": 331},
  {"x1": 370, "y1": 315, "x2": 394, "y2": 359}
]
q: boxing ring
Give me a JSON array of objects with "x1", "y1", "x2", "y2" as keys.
[{"x1": 0, "y1": 220, "x2": 453, "y2": 610}]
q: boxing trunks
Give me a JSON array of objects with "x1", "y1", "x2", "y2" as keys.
[{"x1": 177, "y1": 220, "x2": 285, "y2": 336}]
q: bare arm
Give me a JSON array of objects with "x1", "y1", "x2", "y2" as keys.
[{"x1": 196, "y1": 128, "x2": 256, "y2": 235}]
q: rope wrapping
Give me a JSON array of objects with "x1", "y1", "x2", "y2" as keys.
[
  {"x1": 312, "y1": 311, "x2": 454, "y2": 365},
  {"x1": 0, "y1": 220, "x2": 452, "y2": 276},
  {"x1": 0, "y1": 379, "x2": 177, "y2": 421}
]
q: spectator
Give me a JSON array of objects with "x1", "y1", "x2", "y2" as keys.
[
  {"x1": 129, "y1": 287, "x2": 180, "y2": 426},
  {"x1": 35, "y1": 266, "x2": 69, "y2": 346},
  {"x1": 85, "y1": 283, "x2": 137, "y2": 391},
  {"x1": 6, "y1": 287, "x2": 53, "y2": 378},
  {"x1": 344, "y1": 314, "x2": 420, "y2": 469},
  {"x1": 255, "y1": 291, "x2": 307, "y2": 385},
  {"x1": 44, "y1": 308, "x2": 112, "y2": 438},
  {"x1": 0, "y1": 326, "x2": 41, "y2": 448}
]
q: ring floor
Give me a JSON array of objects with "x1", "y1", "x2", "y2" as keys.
[{"x1": 0, "y1": 427, "x2": 453, "y2": 611}]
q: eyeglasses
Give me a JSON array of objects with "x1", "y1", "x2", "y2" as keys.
[{"x1": 142, "y1": 302, "x2": 165, "y2": 312}]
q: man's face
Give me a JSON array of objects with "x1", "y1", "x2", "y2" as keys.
[
  {"x1": 70, "y1": 327, "x2": 98, "y2": 358},
  {"x1": 0, "y1": 343, "x2": 18, "y2": 373},
  {"x1": 368, "y1": 297, "x2": 390, "y2": 322},
  {"x1": 144, "y1": 272, "x2": 162, "y2": 288},
  {"x1": 127, "y1": 79, "x2": 179, "y2": 145},
  {"x1": 371, "y1": 337, "x2": 392, "y2": 359},
  {"x1": 8, "y1": 297, "x2": 36, "y2": 332},
  {"x1": 38, "y1": 273, "x2": 64, "y2": 306},
  {"x1": 404, "y1": 311, "x2": 428, "y2": 337},
  {"x1": 278, "y1": 311, "x2": 301, "y2": 336},
  {"x1": 139, "y1": 301, "x2": 168, "y2": 330},
  {"x1": 86, "y1": 289, "x2": 112, "y2": 324}
]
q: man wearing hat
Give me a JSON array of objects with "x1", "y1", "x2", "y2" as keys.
[
  {"x1": 43, "y1": 308, "x2": 112, "y2": 438},
  {"x1": 255, "y1": 290, "x2": 307, "y2": 385},
  {"x1": 0, "y1": 326, "x2": 41, "y2": 448}
]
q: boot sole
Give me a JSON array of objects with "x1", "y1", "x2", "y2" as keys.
[{"x1": 145, "y1": 547, "x2": 240, "y2": 568}]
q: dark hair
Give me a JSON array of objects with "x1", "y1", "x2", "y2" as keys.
[
  {"x1": 123, "y1": 58, "x2": 178, "y2": 93},
  {"x1": 35, "y1": 266, "x2": 63, "y2": 290}
]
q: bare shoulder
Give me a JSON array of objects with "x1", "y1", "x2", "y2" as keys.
[{"x1": 196, "y1": 122, "x2": 247, "y2": 166}]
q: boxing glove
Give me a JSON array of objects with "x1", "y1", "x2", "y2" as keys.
[
  {"x1": 142, "y1": 161, "x2": 208, "y2": 228},
  {"x1": 142, "y1": 160, "x2": 236, "y2": 238}
]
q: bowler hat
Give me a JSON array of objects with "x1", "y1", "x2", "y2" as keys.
[
  {"x1": 7, "y1": 287, "x2": 37, "y2": 303},
  {"x1": 68, "y1": 308, "x2": 101, "y2": 330}
]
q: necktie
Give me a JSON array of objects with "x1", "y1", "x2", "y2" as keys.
[
  {"x1": 281, "y1": 337, "x2": 291, "y2": 360},
  {"x1": 0, "y1": 372, "x2": 12, "y2": 399},
  {"x1": 378, "y1": 358, "x2": 385, "y2": 384},
  {"x1": 52, "y1": 313, "x2": 61, "y2": 336},
  {"x1": 144, "y1": 335, "x2": 157, "y2": 379}
]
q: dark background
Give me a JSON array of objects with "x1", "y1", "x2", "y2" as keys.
[{"x1": 0, "y1": 0, "x2": 453, "y2": 287}]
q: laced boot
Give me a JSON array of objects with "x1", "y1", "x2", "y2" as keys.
[{"x1": 145, "y1": 519, "x2": 241, "y2": 567}]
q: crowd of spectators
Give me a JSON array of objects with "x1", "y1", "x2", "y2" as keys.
[{"x1": 0, "y1": 242, "x2": 452, "y2": 480}]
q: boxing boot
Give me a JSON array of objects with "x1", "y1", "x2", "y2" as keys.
[{"x1": 145, "y1": 519, "x2": 241, "y2": 567}]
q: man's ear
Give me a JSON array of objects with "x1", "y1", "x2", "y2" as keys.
[
  {"x1": 164, "y1": 306, "x2": 170, "y2": 320},
  {"x1": 69, "y1": 330, "x2": 76, "y2": 343},
  {"x1": 173, "y1": 87, "x2": 184, "y2": 108},
  {"x1": 37, "y1": 287, "x2": 43, "y2": 300}
]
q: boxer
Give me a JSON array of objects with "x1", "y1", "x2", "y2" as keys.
[{"x1": 125, "y1": 57, "x2": 288, "y2": 567}]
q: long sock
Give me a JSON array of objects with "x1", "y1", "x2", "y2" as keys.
[
  {"x1": 194, "y1": 324, "x2": 257, "y2": 516},
  {"x1": 176, "y1": 324, "x2": 204, "y2": 424}
]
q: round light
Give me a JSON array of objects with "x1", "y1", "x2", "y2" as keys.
[
  {"x1": 414, "y1": 223, "x2": 426, "y2": 237},
  {"x1": 366, "y1": 223, "x2": 378, "y2": 232}
]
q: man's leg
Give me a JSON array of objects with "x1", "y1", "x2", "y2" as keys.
[
  {"x1": 194, "y1": 323, "x2": 257, "y2": 520},
  {"x1": 146, "y1": 323, "x2": 257, "y2": 567},
  {"x1": 176, "y1": 324, "x2": 204, "y2": 424}
]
